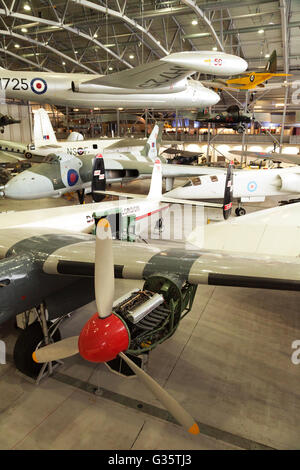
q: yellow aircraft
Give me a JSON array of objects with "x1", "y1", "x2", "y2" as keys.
[{"x1": 203, "y1": 51, "x2": 291, "y2": 91}]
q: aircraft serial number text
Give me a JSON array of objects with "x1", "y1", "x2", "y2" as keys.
[{"x1": 0, "y1": 78, "x2": 29, "y2": 90}]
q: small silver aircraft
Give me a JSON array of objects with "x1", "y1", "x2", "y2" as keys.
[{"x1": 0, "y1": 51, "x2": 247, "y2": 109}]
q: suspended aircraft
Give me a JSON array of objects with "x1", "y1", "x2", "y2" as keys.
[
  {"x1": 0, "y1": 113, "x2": 21, "y2": 133},
  {"x1": 196, "y1": 105, "x2": 254, "y2": 134},
  {"x1": 202, "y1": 50, "x2": 291, "y2": 92},
  {"x1": 0, "y1": 51, "x2": 247, "y2": 109}
]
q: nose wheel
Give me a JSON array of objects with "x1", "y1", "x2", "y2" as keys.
[{"x1": 235, "y1": 207, "x2": 246, "y2": 217}]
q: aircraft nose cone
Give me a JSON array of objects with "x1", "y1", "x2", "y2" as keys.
[
  {"x1": 232, "y1": 56, "x2": 248, "y2": 74},
  {"x1": 205, "y1": 88, "x2": 220, "y2": 106},
  {"x1": 4, "y1": 171, "x2": 54, "y2": 199}
]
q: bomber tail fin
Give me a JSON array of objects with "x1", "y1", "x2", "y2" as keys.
[
  {"x1": 147, "y1": 159, "x2": 162, "y2": 200},
  {"x1": 265, "y1": 50, "x2": 277, "y2": 73},
  {"x1": 141, "y1": 122, "x2": 164, "y2": 162},
  {"x1": 33, "y1": 108, "x2": 58, "y2": 148}
]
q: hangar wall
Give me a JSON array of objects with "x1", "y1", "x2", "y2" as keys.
[{"x1": 0, "y1": 102, "x2": 32, "y2": 143}]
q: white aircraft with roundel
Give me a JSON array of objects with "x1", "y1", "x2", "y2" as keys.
[
  {"x1": 0, "y1": 51, "x2": 247, "y2": 109},
  {"x1": 164, "y1": 163, "x2": 300, "y2": 216}
]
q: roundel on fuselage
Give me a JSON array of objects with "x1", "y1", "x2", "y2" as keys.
[
  {"x1": 30, "y1": 78, "x2": 48, "y2": 94},
  {"x1": 77, "y1": 148, "x2": 84, "y2": 155},
  {"x1": 67, "y1": 169, "x2": 79, "y2": 186},
  {"x1": 247, "y1": 181, "x2": 257, "y2": 192}
]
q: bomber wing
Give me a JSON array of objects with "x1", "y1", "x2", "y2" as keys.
[
  {"x1": 79, "y1": 51, "x2": 247, "y2": 90},
  {"x1": 42, "y1": 237, "x2": 300, "y2": 292},
  {"x1": 229, "y1": 150, "x2": 300, "y2": 166}
]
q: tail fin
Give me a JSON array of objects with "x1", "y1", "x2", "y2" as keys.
[
  {"x1": 141, "y1": 122, "x2": 164, "y2": 161},
  {"x1": 223, "y1": 161, "x2": 234, "y2": 220},
  {"x1": 147, "y1": 158, "x2": 162, "y2": 200},
  {"x1": 265, "y1": 50, "x2": 277, "y2": 73},
  {"x1": 33, "y1": 108, "x2": 57, "y2": 147}
]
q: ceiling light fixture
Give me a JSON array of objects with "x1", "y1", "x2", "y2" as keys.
[
  {"x1": 192, "y1": 20, "x2": 198, "y2": 25},
  {"x1": 24, "y1": 4, "x2": 31, "y2": 11},
  {"x1": 258, "y1": 29, "x2": 264, "y2": 34}
]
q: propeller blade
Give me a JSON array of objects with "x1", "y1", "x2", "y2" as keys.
[
  {"x1": 95, "y1": 218, "x2": 115, "y2": 319},
  {"x1": 119, "y1": 352, "x2": 200, "y2": 435},
  {"x1": 32, "y1": 336, "x2": 79, "y2": 363}
]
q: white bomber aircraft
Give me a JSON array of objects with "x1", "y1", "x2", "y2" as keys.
[
  {"x1": 164, "y1": 164, "x2": 300, "y2": 216},
  {"x1": 0, "y1": 51, "x2": 247, "y2": 109}
]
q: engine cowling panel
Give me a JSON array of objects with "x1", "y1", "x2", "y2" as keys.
[{"x1": 279, "y1": 173, "x2": 300, "y2": 193}]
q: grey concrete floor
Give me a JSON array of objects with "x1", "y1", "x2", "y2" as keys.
[{"x1": 0, "y1": 180, "x2": 300, "y2": 450}]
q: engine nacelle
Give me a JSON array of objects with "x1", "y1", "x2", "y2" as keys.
[
  {"x1": 71, "y1": 79, "x2": 187, "y2": 95},
  {"x1": 279, "y1": 173, "x2": 300, "y2": 193}
]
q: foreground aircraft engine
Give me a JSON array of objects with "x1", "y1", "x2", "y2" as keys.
[
  {"x1": 34, "y1": 219, "x2": 200, "y2": 435},
  {"x1": 278, "y1": 173, "x2": 300, "y2": 193}
]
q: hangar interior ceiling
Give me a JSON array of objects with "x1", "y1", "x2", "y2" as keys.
[{"x1": 0, "y1": 0, "x2": 299, "y2": 113}]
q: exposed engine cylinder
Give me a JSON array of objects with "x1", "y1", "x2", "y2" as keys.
[{"x1": 279, "y1": 173, "x2": 300, "y2": 193}]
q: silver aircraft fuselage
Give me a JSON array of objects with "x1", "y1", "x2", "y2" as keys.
[{"x1": 0, "y1": 71, "x2": 219, "y2": 109}]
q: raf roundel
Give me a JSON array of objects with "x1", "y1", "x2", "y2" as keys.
[
  {"x1": 247, "y1": 181, "x2": 257, "y2": 192},
  {"x1": 67, "y1": 169, "x2": 79, "y2": 187},
  {"x1": 30, "y1": 78, "x2": 48, "y2": 95}
]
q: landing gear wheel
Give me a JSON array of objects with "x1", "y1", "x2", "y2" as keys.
[
  {"x1": 13, "y1": 321, "x2": 61, "y2": 379},
  {"x1": 235, "y1": 207, "x2": 246, "y2": 217}
]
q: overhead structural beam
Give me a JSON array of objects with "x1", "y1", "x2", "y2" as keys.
[
  {"x1": 180, "y1": 0, "x2": 225, "y2": 51},
  {"x1": 184, "y1": 21, "x2": 300, "y2": 39},
  {"x1": 0, "y1": 29, "x2": 96, "y2": 73},
  {"x1": 0, "y1": 48, "x2": 53, "y2": 72},
  {"x1": 0, "y1": 8, "x2": 132, "y2": 70},
  {"x1": 70, "y1": 0, "x2": 169, "y2": 56}
]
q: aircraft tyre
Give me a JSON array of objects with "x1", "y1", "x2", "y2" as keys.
[
  {"x1": 24, "y1": 152, "x2": 32, "y2": 159},
  {"x1": 13, "y1": 321, "x2": 61, "y2": 378},
  {"x1": 235, "y1": 207, "x2": 246, "y2": 216}
]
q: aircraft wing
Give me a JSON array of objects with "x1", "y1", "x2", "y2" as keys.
[
  {"x1": 162, "y1": 148, "x2": 203, "y2": 157},
  {"x1": 0, "y1": 151, "x2": 25, "y2": 163},
  {"x1": 81, "y1": 60, "x2": 193, "y2": 90},
  {"x1": 229, "y1": 150, "x2": 300, "y2": 166},
  {"x1": 42, "y1": 238, "x2": 300, "y2": 292},
  {"x1": 200, "y1": 80, "x2": 241, "y2": 92}
]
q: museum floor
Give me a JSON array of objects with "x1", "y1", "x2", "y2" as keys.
[{"x1": 0, "y1": 180, "x2": 299, "y2": 450}]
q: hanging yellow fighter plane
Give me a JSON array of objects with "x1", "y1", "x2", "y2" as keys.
[{"x1": 203, "y1": 51, "x2": 291, "y2": 91}]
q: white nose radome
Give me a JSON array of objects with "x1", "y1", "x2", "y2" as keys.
[
  {"x1": 4, "y1": 171, "x2": 55, "y2": 199},
  {"x1": 206, "y1": 88, "x2": 220, "y2": 106}
]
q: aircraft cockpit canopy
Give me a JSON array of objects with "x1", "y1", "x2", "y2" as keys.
[{"x1": 183, "y1": 175, "x2": 219, "y2": 187}]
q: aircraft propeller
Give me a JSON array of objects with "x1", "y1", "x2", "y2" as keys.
[{"x1": 33, "y1": 219, "x2": 200, "y2": 435}]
